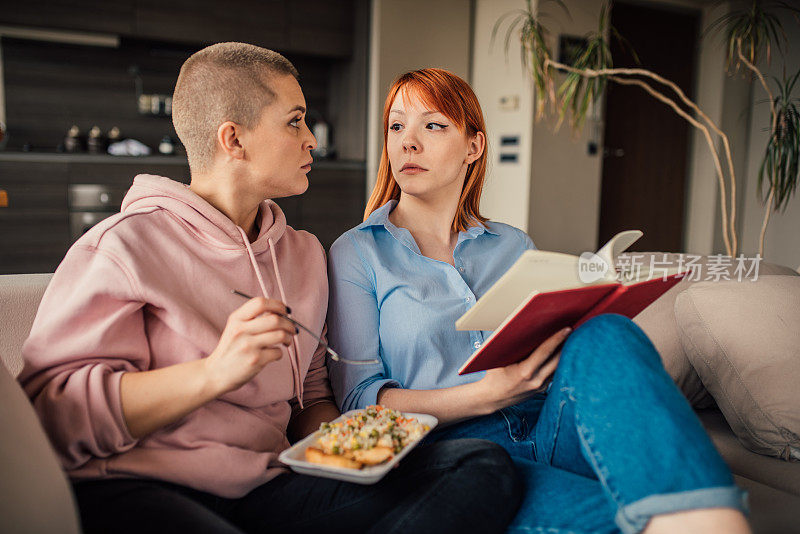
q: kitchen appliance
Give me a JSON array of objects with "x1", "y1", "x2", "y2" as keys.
[{"x1": 68, "y1": 184, "x2": 128, "y2": 242}]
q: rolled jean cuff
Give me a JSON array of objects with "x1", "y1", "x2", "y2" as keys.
[{"x1": 615, "y1": 485, "x2": 749, "y2": 534}]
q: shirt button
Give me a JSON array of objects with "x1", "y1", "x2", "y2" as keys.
[
  {"x1": 474, "y1": 341, "x2": 482, "y2": 349},
  {"x1": 459, "y1": 267, "x2": 465, "y2": 272},
  {"x1": 464, "y1": 296, "x2": 471, "y2": 303}
]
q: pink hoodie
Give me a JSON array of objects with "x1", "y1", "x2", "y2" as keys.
[{"x1": 19, "y1": 174, "x2": 333, "y2": 498}]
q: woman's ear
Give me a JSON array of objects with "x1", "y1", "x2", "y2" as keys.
[
  {"x1": 465, "y1": 131, "x2": 486, "y2": 164},
  {"x1": 216, "y1": 121, "x2": 245, "y2": 161}
]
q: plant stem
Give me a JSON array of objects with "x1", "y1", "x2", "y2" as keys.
[
  {"x1": 737, "y1": 39, "x2": 777, "y2": 130},
  {"x1": 542, "y1": 58, "x2": 735, "y2": 256},
  {"x1": 547, "y1": 59, "x2": 738, "y2": 256},
  {"x1": 606, "y1": 75, "x2": 734, "y2": 257},
  {"x1": 737, "y1": 38, "x2": 779, "y2": 259},
  {"x1": 759, "y1": 186, "x2": 775, "y2": 256}
]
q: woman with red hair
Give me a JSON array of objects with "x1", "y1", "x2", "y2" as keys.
[{"x1": 327, "y1": 68, "x2": 750, "y2": 534}]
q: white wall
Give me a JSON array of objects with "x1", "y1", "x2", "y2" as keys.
[
  {"x1": 520, "y1": 0, "x2": 740, "y2": 256},
  {"x1": 472, "y1": 0, "x2": 716, "y2": 255},
  {"x1": 520, "y1": 0, "x2": 798, "y2": 265},
  {"x1": 471, "y1": 0, "x2": 536, "y2": 232},
  {"x1": 738, "y1": 17, "x2": 800, "y2": 269},
  {"x1": 366, "y1": 0, "x2": 473, "y2": 197},
  {"x1": 683, "y1": 1, "x2": 736, "y2": 255},
  {"x1": 526, "y1": 0, "x2": 606, "y2": 254}
]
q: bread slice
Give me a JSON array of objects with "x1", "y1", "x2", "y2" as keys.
[
  {"x1": 350, "y1": 446, "x2": 394, "y2": 465},
  {"x1": 305, "y1": 447, "x2": 363, "y2": 469}
]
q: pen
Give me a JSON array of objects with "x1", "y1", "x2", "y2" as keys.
[{"x1": 231, "y1": 289, "x2": 379, "y2": 366}]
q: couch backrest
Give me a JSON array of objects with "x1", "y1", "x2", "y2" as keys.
[
  {"x1": 623, "y1": 253, "x2": 798, "y2": 408},
  {"x1": 0, "y1": 357, "x2": 82, "y2": 533},
  {"x1": 0, "y1": 273, "x2": 53, "y2": 377},
  {"x1": 0, "y1": 273, "x2": 81, "y2": 531}
]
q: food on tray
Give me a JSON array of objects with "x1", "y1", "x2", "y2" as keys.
[
  {"x1": 304, "y1": 405, "x2": 430, "y2": 469},
  {"x1": 304, "y1": 447, "x2": 363, "y2": 469}
]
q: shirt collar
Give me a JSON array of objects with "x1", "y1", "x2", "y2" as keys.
[
  {"x1": 358, "y1": 200, "x2": 498, "y2": 250},
  {"x1": 357, "y1": 199, "x2": 397, "y2": 231}
]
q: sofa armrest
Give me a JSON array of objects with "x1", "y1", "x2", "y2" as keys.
[
  {"x1": 698, "y1": 409, "x2": 800, "y2": 497},
  {"x1": 0, "y1": 362, "x2": 81, "y2": 533}
]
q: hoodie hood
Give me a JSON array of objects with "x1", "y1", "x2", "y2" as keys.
[{"x1": 121, "y1": 174, "x2": 287, "y2": 255}]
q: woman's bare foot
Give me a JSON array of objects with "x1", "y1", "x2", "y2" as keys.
[{"x1": 644, "y1": 508, "x2": 750, "y2": 534}]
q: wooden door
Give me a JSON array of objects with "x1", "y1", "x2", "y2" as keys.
[{"x1": 598, "y1": 2, "x2": 700, "y2": 252}]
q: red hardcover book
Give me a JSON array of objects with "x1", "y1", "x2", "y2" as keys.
[{"x1": 456, "y1": 230, "x2": 686, "y2": 375}]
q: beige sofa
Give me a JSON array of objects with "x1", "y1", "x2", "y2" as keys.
[
  {"x1": 1, "y1": 270, "x2": 799, "y2": 533},
  {"x1": 0, "y1": 274, "x2": 81, "y2": 533},
  {"x1": 627, "y1": 253, "x2": 800, "y2": 533}
]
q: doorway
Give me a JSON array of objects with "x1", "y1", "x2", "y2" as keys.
[{"x1": 598, "y1": 2, "x2": 700, "y2": 252}]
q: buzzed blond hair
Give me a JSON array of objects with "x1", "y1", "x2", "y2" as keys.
[{"x1": 172, "y1": 42, "x2": 299, "y2": 172}]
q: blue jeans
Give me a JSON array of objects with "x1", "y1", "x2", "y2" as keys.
[{"x1": 428, "y1": 314, "x2": 747, "y2": 534}]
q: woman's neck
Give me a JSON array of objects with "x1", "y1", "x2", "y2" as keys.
[
  {"x1": 190, "y1": 172, "x2": 261, "y2": 242},
  {"x1": 390, "y1": 193, "x2": 460, "y2": 263}
]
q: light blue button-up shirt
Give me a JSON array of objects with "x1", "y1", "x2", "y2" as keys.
[{"x1": 327, "y1": 200, "x2": 536, "y2": 412}]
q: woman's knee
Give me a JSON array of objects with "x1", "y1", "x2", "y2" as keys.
[{"x1": 561, "y1": 314, "x2": 661, "y2": 371}]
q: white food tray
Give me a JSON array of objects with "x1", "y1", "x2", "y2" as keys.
[{"x1": 279, "y1": 410, "x2": 438, "y2": 485}]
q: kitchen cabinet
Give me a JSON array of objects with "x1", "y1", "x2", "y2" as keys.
[
  {"x1": 0, "y1": 0, "x2": 355, "y2": 58},
  {"x1": 0, "y1": 161, "x2": 71, "y2": 274},
  {"x1": 0, "y1": 154, "x2": 364, "y2": 274},
  {"x1": 133, "y1": 0, "x2": 288, "y2": 50},
  {"x1": 300, "y1": 162, "x2": 364, "y2": 247},
  {"x1": 0, "y1": 154, "x2": 190, "y2": 274},
  {"x1": 0, "y1": 0, "x2": 134, "y2": 35},
  {"x1": 287, "y1": 0, "x2": 354, "y2": 58},
  {"x1": 134, "y1": 0, "x2": 354, "y2": 57}
]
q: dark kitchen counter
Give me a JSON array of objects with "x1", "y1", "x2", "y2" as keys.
[
  {"x1": 0, "y1": 152, "x2": 365, "y2": 171},
  {"x1": 0, "y1": 154, "x2": 366, "y2": 273}
]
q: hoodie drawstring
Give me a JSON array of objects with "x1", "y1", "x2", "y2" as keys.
[
  {"x1": 268, "y1": 236, "x2": 305, "y2": 408},
  {"x1": 236, "y1": 227, "x2": 304, "y2": 409}
]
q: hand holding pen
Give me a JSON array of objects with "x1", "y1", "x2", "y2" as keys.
[
  {"x1": 232, "y1": 290, "x2": 379, "y2": 365},
  {"x1": 202, "y1": 296, "x2": 298, "y2": 395}
]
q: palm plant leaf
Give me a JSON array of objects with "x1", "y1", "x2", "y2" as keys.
[
  {"x1": 758, "y1": 69, "x2": 800, "y2": 211},
  {"x1": 708, "y1": 0, "x2": 799, "y2": 71}
]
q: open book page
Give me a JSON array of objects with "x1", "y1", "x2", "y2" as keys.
[
  {"x1": 456, "y1": 230, "x2": 645, "y2": 332},
  {"x1": 456, "y1": 251, "x2": 594, "y2": 331},
  {"x1": 595, "y1": 230, "x2": 643, "y2": 268},
  {"x1": 597, "y1": 230, "x2": 684, "y2": 283}
]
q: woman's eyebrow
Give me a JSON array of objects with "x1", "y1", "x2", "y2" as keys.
[
  {"x1": 287, "y1": 105, "x2": 306, "y2": 114},
  {"x1": 389, "y1": 110, "x2": 442, "y2": 116}
]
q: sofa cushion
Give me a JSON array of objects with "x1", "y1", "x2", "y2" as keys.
[
  {"x1": 624, "y1": 253, "x2": 797, "y2": 408},
  {"x1": 0, "y1": 273, "x2": 53, "y2": 377},
  {"x1": 699, "y1": 409, "x2": 800, "y2": 496},
  {"x1": 676, "y1": 275, "x2": 800, "y2": 461},
  {"x1": 0, "y1": 361, "x2": 81, "y2": 533}
]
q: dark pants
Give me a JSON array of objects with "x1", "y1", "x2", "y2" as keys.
[{"x1": 72, "y1": 439, "x2": 522, "y2": 534}]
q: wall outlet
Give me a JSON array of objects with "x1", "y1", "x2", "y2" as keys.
[{"x1": 499, "y1": 95, "x2": 520, "y2": 111}]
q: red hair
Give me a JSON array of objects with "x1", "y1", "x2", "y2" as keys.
[{"x1": 364, "y1": 68, "x2": 489, "y2": 233}]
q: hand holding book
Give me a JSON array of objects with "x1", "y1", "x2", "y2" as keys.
[
  {"x1": 457, "y1": 230, "x2": 686, "y2": 375},
  {"x1": 477, "y1": 327, "x2": 571, "y2": 411}
]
